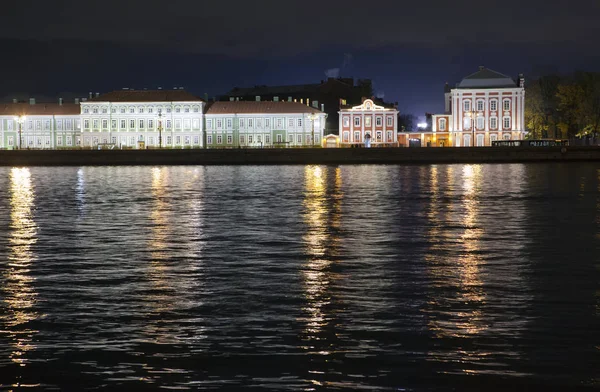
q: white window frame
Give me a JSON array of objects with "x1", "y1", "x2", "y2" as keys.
[
  {"x1": 503, "y1": 99, "x2": 511, "y2": 111},
  {"x1": 490, "y1": 100, "x2": 498, "y2": 111},
  {"x1": 439, "y1": 118, "x2": 446, "y2": 131},
  {"x1": 464, "y1": 100, "x2": 471, "y2": 111}
]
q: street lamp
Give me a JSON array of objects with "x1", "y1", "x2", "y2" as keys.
[
  {"x1": 308, "y1": 113, "x2": 318, "y2": 147},
  {"x1": 157, "y1": 109, "x2": 163, "y2": 148},
  {"x1": 14, "y1": 115, "x2": 26, "y2": 150},
  {"x1": 470, "y1": 109, "x2": 476, "y2": 147}
]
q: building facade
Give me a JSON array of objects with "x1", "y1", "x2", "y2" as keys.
[
  {"x1": 0, "y1": 99, "x2": 81, "y2": 150},
  {"x1": 204, "y1": 101, "x2": 326, "y2": 148},
  {"x1": 338, "y1": 99, "x2": 399, "y2": 147},
  {"x1": 398, "y1": 67, "x2": 526, "y2": 147},
  {"x1": 81, "y1": 89, "x2": 205, "y2": 149}
]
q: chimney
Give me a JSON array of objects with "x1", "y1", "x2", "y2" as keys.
[
  {"x1": 12, "y1": 98, "x2": 17, "y2": 104},
  {"x1": 321, "y1": 103, "x2": 325, "y2": 112},
  {"x1": 274, "y1": 96, "x2": 279, "y2": 102},
  {"x1": 518, "y1": 73, "x2": 525, "y2": 88},
  {"x1": 479, "y1": 65, "x2": 485, "y2": 71},
  {"x1": 288, "y1": 96, "x2": 292, "y2": 102},
  {"x1": 75, "y1": 98, "x2": 80, "y2": 104},
  {"x1": 255, "y1": 96, "x2": 261, "y2": 102},
  {"x1": 59, "y1": 97, "x2": 63, "y2": 106},
  {"x1": 29, "y1": 98, "x2": 35, "y2": 105},
  {"x1": 312, "y1": 100, "x2": 318, "y2": 109},
  {"x1": 229, "y1": 97, "x2": 234, "y2": 101}
]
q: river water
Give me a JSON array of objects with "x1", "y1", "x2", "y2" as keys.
[{"x1": 0, "y1": 164, "x2": 598, "y2": 390}]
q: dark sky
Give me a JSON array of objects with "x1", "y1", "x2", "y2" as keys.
[{"x1": 3, "y1": 0, "x2": 600, "y2": 118}]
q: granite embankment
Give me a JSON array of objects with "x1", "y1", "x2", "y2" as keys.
[{"x1": 1, "y1": 147, "x2": 599, "y2": 166}]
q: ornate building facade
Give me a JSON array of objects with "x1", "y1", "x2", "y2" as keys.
[
  {"x1": 398, "y1": 67, "x2": 526, "y2": 147},
  {"x1": 338, "y1": 99, "x2": 399, "y2": 147}
]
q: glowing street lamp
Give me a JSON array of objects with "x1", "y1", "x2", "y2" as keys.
[
  {"x1": 14, "y1": 115, "x2": 26, "y2": 150},
  {"x1": 417, "y1": 122, "x2": 427, "y2": 129}
]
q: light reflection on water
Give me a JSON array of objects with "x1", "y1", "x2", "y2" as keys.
[{"x1": 0, "y1": 164, "x2": 597, "y2": 390}]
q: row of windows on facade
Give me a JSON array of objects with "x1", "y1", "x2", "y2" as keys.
[
  {"x1": 6, "y1": 134, "x2": 203, "y2": 147},
  {"x1": 467, "y1": 133, "x2": 513, "y2": 146},
  {"x1": 207, "y1": 134, "x2": 321, "y2": 145},
  {"x1": 341, "y1": 131, "x2": 396, "y2": 143},
  {"x1": 463, "y1": 99, "x2": 512, "y2": 112},
  {"x1": 82, "y1": 118, "x2": 201, "y2": 130},
  {"x1": 437, "y1": 117, "x2": 512, "y2": 131},
  {"x1": 81, "y1": 105, "x2": 201, "y2": 115},
  {"x1": 1, "y1": 118, "x2": 79, "y2": 131},
  {"x1": 342, "y1": 116, "x2": 394, "y2": 127},
  {"x1": 206, "y1": 117, "x2": 320, "y2": 130}
]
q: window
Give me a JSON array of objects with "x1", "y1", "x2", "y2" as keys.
[
  {"x1": 265, "y1": 118, "x2": 270, "y2": 128},
  {"x1": 227, "y1": 134, "x2": 233, "y2": 144},
  {"x1": 217, "y1": 135, "x2": 223, "y2": 144},
  {"x1": 257, "y1": 135, "x2": 262, "y2": 143},
  {"x1": 92, "y1": 120, "x2": 98, "y2": 129},
  {"x1": 185, "y1": 136, "x2": 190, "y2": 145},
  {"x1": 193, "y1": 119, "x2": 199, "y2": 129},
  {"x1": 44, "y1": 120, "x2": 50, "y2": 130},
  {"x1": 57, "y1": 136, "x2": 63, "y2": 146},
  {"x1": 36, "y1": 121, "x2": 42, "y2": 130},
  {"x1": 354, "y1": 131, "x2": 360, "y2": 142},
  {"x1": 111, "y1": 108, "x2": 116, "y2": 114},
  {"x1": 139, "y1": 107, "x2": 144, "y2": 114},
  {"x1": 265, "y1": 135, "x2": 270, "y2": 144},
  {"x1": 66, "y1": 136, "x2": 73, "y2": 146},
  {"x1": 365, "y1": 117, "x2": 371, "y2": 127},
  {"x1": 387, "y1": 131, "x2": 392, "y2": 142},
  {"x1": 376, "y1": 131, "x2": 382, "y2": 142},
  {"x1": 184, "y1": 106, "x2": 190, "y2": 113},
  {"x1": 193, "y1": 135, "x2": 199, "y2": 144},
  {"x1": 193, "y1": 106, "x2": 199, "y2": 113},
  {"x1": 250, "y1": 119, "x2": 255, "y2": 128},
  {"x1": 8, "y1": 136, "x2": 14, "y2": 146},
  {"x1": 217, "y1": 119, "x2": 223, "y2": 129},
  {"x1": 175, "y1": 106, "x2": 181, "y2": 113},
  {"x1": 175, "y1": 119, "x2": 181, "y2": 129},
  {"x1": 288, "y1": 134, "x2": 293, "y2": 143},
  {"x1": 343, "y1": 131, "x2": 349, "y2": 142},
  {"x1": 297, "y1": 134, "x2": 302, "y2": 143},
  {"x1": 240, "y1": 119, "x2": 245, "y2": 128},
  {"x1": 503, "y1": 134, "x2": 511, "y2": 140},
  {"x1": 166, "y1": 120, "x2": 172, "y2": 129},
  {"x1": 387, "y1": 116, "x2": 393, "y2": 126},
  {"x1": 490, "y1": 100, "x2": 498, "y2": 111},
  {"x1": 463, "y1": 117, "x2": 471, "y2": 129},
  {"x1": 476, "y1": 134, "x2": 485, "y2": 146},
  {"x1": 66, "y1": 119, "x2": 72, "y2": 130},
  {"x1": 121, "y1": 119, "x2": 126, "y2": 129},
  {"x1": 139, "y1": 120, "x2": 144, "y2": 129},
  {"x1": 130, "y1": 107, "x2": 135, "y2": 113},
  {"x1": 57, "y1": 120, "x2": 63, "y2": 130},
  {"x1": 102, "y1": 119, "x2": 108, "y2": 129},
  {"x1": 166, "y1": 107, "x2": 171, "y2": 113},
  {"x1": 314, "y1": 136, "x2": 319, "y2": 144},
  {"x1": 463, "y1": 134, "x2": 471, "y2": 146},
  {"x1": 490, "y1": 134, "x2": 498, "y2": 143},
  {"x1": 130, "y1": 119, "x2": 135, "y2": 129},
  {"x1": 148, "y1": 119, "x2": 154, "y2": 129},
  {"x1": 148, "y1": 107, "x2": 153, "y2": 114},
  {"x1": 102, "y1": 107, "x2": 107, "y2": 114},
  {"x1": 276, "y1": 134, "x2": 282, "y2": 143},
  {"x1": 120, "y1": 107, "x2": 126, "y2": 114},
  {"x1": 175, "y1": 135, "x2": 181, "y2": 144},
  {"x1": 207, "y1": 119, "x2": 213, "y2": 129},
  {"x1": 477, "y1": 100, "x2": 484, "y2": 111},
  {"x1": 111, "y1": 136, "x2": 117, "y2": 144},
  {"x1": 503, "y1": 117, "x2": 511, "y2": 129},
  {"x1": 166, "y1": 136, "x2": 172, "y2": 145},
  {"x1": 306, "y1": 135, "x2": 311, "y2": 144},
  {"x1": 503, "y1": 100, "x2": 510, "y2": 111},
  {"x1": 83, "y1": 108, "x2": 89, "y2": 114},
  {"x1": 439, "y1": 118, "x2": 447, "y2": 131},
  {"x1": 184, "y1": 119, "x2": 191, "y2": 129},
  {"x1": 111, "y1": 119, "x2": 117, "y2": 129},
  {"x1": 240, "y1": 135, "x2": 245, "y2": 144},
  {"x1": 376, "y1": 117, "x2": 382, "y2": 126},
  {"x1": 490, "y1": 117, "x2": 498, "y2": 129},
  {"x1": 289, "y1": 119, "x2": 294, "y2": 128},
  {"x1": 93, "y1": 107, "x2": 98, "y2": 114},
  {"x1": 344, "y1": 117, "x2": 350, "y2": 127},
  {"x1": 227, "y1": 119, "x2": 232, "y2": 128},
  {"x1": 248, "y1": 135, "x2": 253, "y2": 143},
  {"x1": 476, "y1": 117, "x2": 484, "y2": 129},
  {"x1": 298, "y1": 118, "x2": 302, "y2": 127},
  {"x1": 207, "y1": 135, "x2": 213, "y2": 144},
  {"x1": 256, "y1": 119, "x2": 262, "y2": 128},
  {"x1": 464, "y1": 100, "x2": 471, "y2": 111},
  {"x1": 354, "y1": 117, "x2": 360, "y2": 127},
  {"x1": 276, "y1": 118, "x2": 283, "y2": 128}
]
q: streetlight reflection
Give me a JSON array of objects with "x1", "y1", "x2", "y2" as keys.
[
  {"x1": 301, "y1": 165, "x2": 342, "y2": 350},
  {"x1": 4, "y1": 168, "x2": 39, "y2": 366}
]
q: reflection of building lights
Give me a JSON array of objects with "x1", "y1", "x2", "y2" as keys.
[{"x1": 5, "y1": 167, "x2": 39, "y2": 366}]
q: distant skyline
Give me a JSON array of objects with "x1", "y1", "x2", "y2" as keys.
[{"x1": 2, "y1": 0, "x2": 599, "y2": 120}]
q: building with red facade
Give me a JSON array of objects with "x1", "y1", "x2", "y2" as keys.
[{"x1": 338, "y1": 99, "x2": 399, "y2": 147}]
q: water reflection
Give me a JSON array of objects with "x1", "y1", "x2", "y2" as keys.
[
  {"x1": 3, "y1": 168, "x2": 39, "y2": 366},
  {"x1": 301, "y1": 166, "x2": 342, "y2": 349}
]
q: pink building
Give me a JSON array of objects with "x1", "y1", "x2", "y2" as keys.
[{"x1": 338, "y1": 99, "x2": 399, "y2": 147}]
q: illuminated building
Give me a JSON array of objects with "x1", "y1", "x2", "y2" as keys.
[
  {"x1": 0, "y1": 99, "x2": 80, "y2": 149},
  {"x1": 338, "y1": 99, "x2": 399, "y2": 147},
  {"x1": 82, "y1": 89, "x2": 205, "y2": 149},
  {"x1": 398, "y1": 66, "x2": 526, "y2": 147},
  {"x1": 204, "y1": 101, "x2": 326, "y2": 147}
]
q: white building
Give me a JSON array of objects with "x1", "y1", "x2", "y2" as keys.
[
  {"x1": 204, "y1": 101, "x2": 326, "y2": 147},
  {"x1": 0, "y1": 98, "x2": 81, "y2": 150},
  {"x1": 398, "y1": 66, "x2": 525, "y2": 147},
  {"x1": 338, "y1": 99, "x2": 399, "y2": 147},
  {"x1": 81, "y1": 89, "x2": 205, "y2": 149}
]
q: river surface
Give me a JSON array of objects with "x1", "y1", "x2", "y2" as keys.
[{"x1": 0, "y1": 164, "x2": 598, "y2": 391}]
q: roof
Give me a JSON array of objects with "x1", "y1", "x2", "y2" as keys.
[
  {"x1": 0, "y1": 103, "x2": 80, "y2": 116},
  {"x1": 88, "y1": 90, "x2": 203, "y2": 102},
  {"x1": 456, "y1": 67, "x2": 517, "y2": 89},
  {"x1": 224, "y1": 78, "x2": 355, "y2": 97},
  {"x1": 205, "y1": 101, "x2": 324, "y2": 115}
]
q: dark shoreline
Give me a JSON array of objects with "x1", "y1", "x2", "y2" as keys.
[{"x1": 1, "y1": 146, "x2": 599, "y2": 166}]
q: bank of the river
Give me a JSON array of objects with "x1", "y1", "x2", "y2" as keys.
[{"x1": 1, "y1": 146, "x2": 599, "y2": 166}]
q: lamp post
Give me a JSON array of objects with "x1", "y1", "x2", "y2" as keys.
[
  {"x1": 157, "y1": 109, "x2": 163, "y2": 148},
  {"x1": 308, "y1": 113, "x2": 318, "y2": 147},
  {"x1": 471, "y1": 108, "x2": 476, "y2": 147},
  {"x1": 14, "y1": 115, "x2": 26, "y2": 150}
]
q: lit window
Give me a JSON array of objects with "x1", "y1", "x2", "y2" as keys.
[
  {"x1": 503, "y1": 134, "x2": 511, "y2": 140},
  {"x1": 503, "y1": 117, "x2": 511, "y2": 129},
  {"x1": 354, "y1": 131, "x2": 360, "y2": 141},
  {"x1": 365, "y1": 117, "x2": 371, "y2": 127},
  {"x1": 344, "y1": 117, "x2": 350, "y2": 127},
  {"x1": 354, "y1": 117, "x2": 360, "y2": 127},
  {"x1": 503, "y1": 100, "x2": 510, "y2": 111},
  {"x1": 439, "y1": 118, "x2": 446, "y2": 131},
  {"x1": 490, "y1": 100, "x2": 498, "y2": 111},
  {"x1": 476, "y1": 117, "x2": 484, "y2": 129},
  {"x1": 490, "y1": 117, "x2": 497, "y2": 129},
  {"x1": 464, "y1": 100, "x2": 471, "y2": 111},
  {"x1": 477, "y1": 100, "x2": 484, "y2": 111},
  {"x1": 376, "y1": 117, "x2": 382, "y2": 126}
]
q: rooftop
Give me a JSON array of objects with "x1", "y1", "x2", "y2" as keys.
[
  {"x1": 88, "y1": 90, "x2": 203, "y2": 103},
  {"x1": 205, "y1": 101, "x2": 323, "y2": 115},
  {"x1": 0, "y1": 102, "x2": 80, "y2": 116},
  {"x1": 456, "y1": 66, "x2": 518, "y2": 89}
]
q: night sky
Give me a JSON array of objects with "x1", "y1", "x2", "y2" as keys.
[{"x1": 3, "y1": 0, "x2": 599, "y2": 119}]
